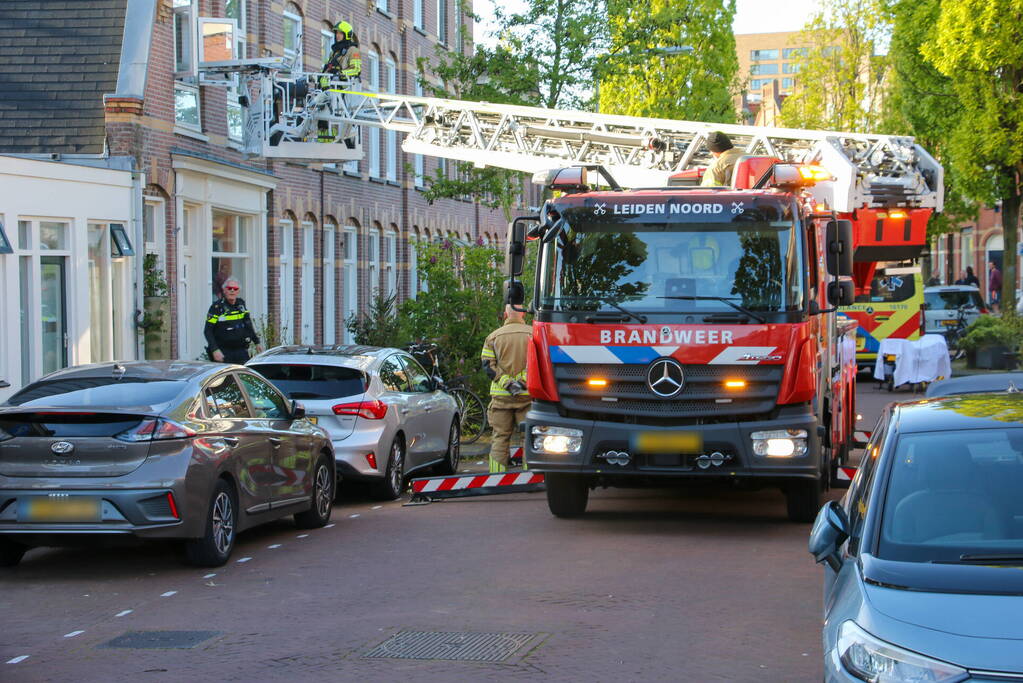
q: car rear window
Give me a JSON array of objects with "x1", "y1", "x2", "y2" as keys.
[
  {"x1": 6, "y1": 378, "x2": 186, "y2": 407},
  {"x1": 925, "y1": 290, "x2": 984, "y2": 310},
  {"x1": 0, "y1": 413, "x2": 146, "y2": 438},
  {"x1": 249, "y1": 363, "x2": 367, "y2": 400}
]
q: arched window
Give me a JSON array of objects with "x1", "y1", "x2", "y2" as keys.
[{"x1": 283, "y1": 3, "x2": 303, "y2": 75}]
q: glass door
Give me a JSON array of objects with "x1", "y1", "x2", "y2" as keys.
[{"x1": 39, "y1": 256, "x2": 67, "y2": 375}]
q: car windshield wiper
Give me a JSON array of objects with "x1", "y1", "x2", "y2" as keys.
[
  {"x1": 658, "y1": 295, "x2": 766, "y2": 323},
  {"x1": 954, "y1": 553, "x2": 1023, "y2": 564},
  {"x1": 585, "y1": 297, "x2": 647, "y2": 324}
]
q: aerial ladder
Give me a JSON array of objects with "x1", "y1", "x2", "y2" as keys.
[{"x1": 203, "y1": 58, "x2": 943, "y2": 293}]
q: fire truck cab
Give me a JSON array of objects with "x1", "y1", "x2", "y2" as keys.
[{"x1": 507, "y1": 163, "x2": 858, "y2": 522}]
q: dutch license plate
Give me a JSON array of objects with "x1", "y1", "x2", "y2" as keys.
[
  {"x1": 941, "y1": 319, "x2": 957, "y2": 326},
  {"x1": 632, "y1": 431, "x2": 702, "y2": 454},
  {"x1": 19, "y1": 497, "x2": 101, "y2": 523},
  {"x1": 306, "y1": 416, "x2": 318, "y2": 424}
]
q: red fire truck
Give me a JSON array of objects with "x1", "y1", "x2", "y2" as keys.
[{"x1": 505, "y1": 163, "x2": 859, "y2": 522}]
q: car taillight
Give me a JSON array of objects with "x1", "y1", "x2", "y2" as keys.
[
  {"x1": 115, "y1": 418, "x2": 196, "y2": 442},
  {"x1": 332, "y1": 400, "x2": 388, "y2": 420}
]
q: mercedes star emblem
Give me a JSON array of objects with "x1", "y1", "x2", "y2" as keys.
[
  {"x1": 50, "y1": 441, "x2": 75, "y2": 455},
  {"x1": 646, "y1": 358, "x2": 685, "y2": 397}
]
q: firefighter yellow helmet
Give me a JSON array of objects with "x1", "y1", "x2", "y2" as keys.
[{"x1": 333, "y1": 20, "x2": 354, "y2": 39}]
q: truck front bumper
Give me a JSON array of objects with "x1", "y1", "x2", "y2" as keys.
[{"x1": 524, "y1": 403, "x2": 820, "y2": 481}]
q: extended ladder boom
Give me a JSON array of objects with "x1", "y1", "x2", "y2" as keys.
[{"x1": 208, "y1": 60, "x2": 943, "y2": 214}]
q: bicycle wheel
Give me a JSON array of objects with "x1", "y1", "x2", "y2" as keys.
[{"x1": 450, "y1": 387, "x2": 487, "y2": 445}]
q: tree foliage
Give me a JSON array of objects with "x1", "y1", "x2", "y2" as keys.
[
  {"x1": 921, "y1": 0, "x2": 1023, "y2": 313},
  {"x1": 780, "y1": 0, "x2": 891, "y2": 132},
  {"x1": 599, "y1": 0, "x2": 739, "y2": 121}
]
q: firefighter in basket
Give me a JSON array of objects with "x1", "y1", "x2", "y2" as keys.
[{"x1": 317, "y1": 20, "x2": 362, "y2": 144}]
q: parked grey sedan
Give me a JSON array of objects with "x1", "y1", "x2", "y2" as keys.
[
  {"x1": 810, "y1": 393, "x2": 1023, "y2": 681},
  {"x1": 247, "y1": 345, "x2": 460, "y2": 500},
  {"x1": 0, "y1": 361, "x2": 335, "y2": 568}
]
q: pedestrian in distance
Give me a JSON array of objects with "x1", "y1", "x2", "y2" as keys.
[
  {"x1": 204, "y1": 278, "x2": 263, "y2": 364},
  {"x1": 954, "y1": 269, "x2": 967, "y2": 285},
  {"x1": 988, "y1": 261, "x2": 1002, "y2": 313},
  {"x1": 480, "y1": 304, "x2": 532, "y2": 473},
  {"x1": 700, "y1": 131, "x2": 745, "y2": 187},
  {"x1": 964, "y1": 266, "x2": 980, "y2": 288}
]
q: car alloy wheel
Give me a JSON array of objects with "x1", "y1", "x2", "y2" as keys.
[
  {"x1": 212, "y1": 491, "x2": 235, "y2": 556},
  {"x1": 388, "y1": 439, "x2": 404, "y2": 495},
  {"x1": 448, "y1": 422, "x2": 461, "y2": 471},
  {"x1": 295, "y1": 457, "x2": 334, "y2": 528},
  {"x1": 314, "y1": 464, "x2": 332, "y2": 519}
]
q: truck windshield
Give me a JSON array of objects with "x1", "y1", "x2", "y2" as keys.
[{"x1": 538, "y1": 220, "x2": 804, "y2": 315}]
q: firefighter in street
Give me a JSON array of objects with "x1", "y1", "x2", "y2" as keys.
[
  {"x1": 700, "y1": 131, "x2": 745, "y2": 187},
  {"x1": 481, "y1": 304, "x2": 532, "y2": 472},
  {"x1": 204, "y1": 278, "x2": 263, "y2": 364},
  {"x1": 318, "y1": 20, "x2": 362, "y2": 143}
]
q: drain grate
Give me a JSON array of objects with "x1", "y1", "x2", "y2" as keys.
[
  {"x1": 100, "y1": 631, "x2": 221, "y2": 650},
  {"x1": 364, "y1": 631, "x2": 539, "y2": 662}
]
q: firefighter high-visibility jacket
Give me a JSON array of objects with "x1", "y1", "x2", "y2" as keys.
[
  {"x1": 322, "y1": 44, "x2": 362, "y2": 80},
  {"x1": 480, "y1": 320, "x2": 532, "y2": 408},
  {"x1": 204, "y1": 298, "x2": 260, "y2": 354},
  {"x1": 700, "y1": 147, "x2": 745, "y2": 187}
]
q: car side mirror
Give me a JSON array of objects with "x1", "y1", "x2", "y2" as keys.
[
  {"x1": 290, "y1": 399, "x2": 306, "y2": 420},
  {"x1": 809, "y1": 500, "x2": 850, "y2": 572}
]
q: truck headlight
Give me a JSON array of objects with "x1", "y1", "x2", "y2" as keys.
[
  {"x1": 837, "y1": 621, "x2": 967, "y2": 683},
  {"x1": 751, "y1": 429, "x2": 807, "y2": 457},
  {"x1": 531, "y1": 426, "x2": 583, "y2": 455}
]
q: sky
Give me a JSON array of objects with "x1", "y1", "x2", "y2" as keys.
[{"x1": 473, "y1": 0, "x2": 823, "y2": 45}]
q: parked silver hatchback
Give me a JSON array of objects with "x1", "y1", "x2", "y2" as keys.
[{"x1": 247, "y1": 345, "x2": 461, "y2": 499}]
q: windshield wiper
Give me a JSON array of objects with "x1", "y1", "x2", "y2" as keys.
[
  {"x1": 584, "y1": 297, "x2": 647, "y2": 324},
  {"x1": 658, "y1": 295, "x2": 766, "y2": 323},
  {"x1": 954, "y1": 554, "x2": 1023, "y2": 564}
]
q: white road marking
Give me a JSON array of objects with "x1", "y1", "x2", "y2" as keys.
[
  {"x1": 161, "y1": 591, "x2": 177, "y2": 598},
  {"x1": 267, "y1": 544, "x2": 282, "y2": 549},
  {"x1": 349, "y1": 514, "x2": 360, "y2": 518},
  {"x1": 236, "y1": 557, "x2": 252, "y2": 563},
  {"x1": 6, "y1": 656, "x2": 29, "y2": 664},
  {"x1": 63, "y1": 631, "x2": 84, "y2": 638},
  {"x1": 324, "y1": 523, "x2": 335, "y2": 528},
  {"x1": 371, "y1": 505, "x2": 382, "y2": 510},
  {"x1": 115, "y1": 610, "x2": 133, "y2": 618},
  {"x1": 297, "y1": 534, "x2": 309, "y2": 538},
  {"x1": 203, "y1": 573, "x2": 216, "y2": 579}
]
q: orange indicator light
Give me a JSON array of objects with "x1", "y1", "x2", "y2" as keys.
[
  {"x1": 888, "y1": 210, "x2": 907, "y2": 219},
  {"x1": 587, "y1": 378, "x2": 608, "y2": 388},
  {"x1": 724, "y1": 380, "x2": 747, "y2": 389}
]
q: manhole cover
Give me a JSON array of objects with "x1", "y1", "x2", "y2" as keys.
[
  {"x1": 100, "y1": 631, "x2": 221, "y2": 650},
  {"x1": 364, "y1": 631, "x2": 539, "y2": 662}
]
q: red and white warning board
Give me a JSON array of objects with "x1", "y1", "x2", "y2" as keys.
[
  {"x1": 408, "y1": 469, "x2": 544, "y2": 503},
  {"x1": 836, "y1": 466, "x2": 857, "y2": 482},
  {"x1": 853, "y1": 431, "x2": 872, "y2": 447}
]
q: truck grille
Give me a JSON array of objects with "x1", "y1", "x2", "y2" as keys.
[{"x1": 554, "y1": 363, "x2": 783, "y2": 420}]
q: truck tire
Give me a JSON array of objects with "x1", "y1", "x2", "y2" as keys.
[
  {"x1": 784, "y1": 478, "x2": 822, "y2": 523},
  {"x1": 545, "y1": 473, "x2": 589, "y2": 517}
]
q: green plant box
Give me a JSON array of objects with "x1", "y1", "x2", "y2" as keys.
[
  {"x1": 143, "y1": 295, "x2": 171, "y2": 360},
  {"x1": 975, "y1": 345, "x2": 1011, "y2": 370}
]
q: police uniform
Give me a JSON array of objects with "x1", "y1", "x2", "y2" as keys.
[
  {"x1": 481, "y1": 319, "x2": 532, "y2": 472},
  {"x1": 204, "y1": 298, "x2": 260, "y2": 364}
]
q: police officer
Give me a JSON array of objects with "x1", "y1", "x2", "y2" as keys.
[
  {"x1": 700, "y1": 131, "x2": 745, "y2": 187},
  {"x1": 480, "y1": 305, "x2": 532, "y2": 472},
  {"x1": 204, "y1": 278, "x2": 263, "y2": 364}
]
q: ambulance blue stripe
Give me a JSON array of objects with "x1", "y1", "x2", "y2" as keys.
[
  {"x1": 608, "y1": 346, "x2": 660, "y2": 364},
  {"x1": 549, "y1": 346, "x2": 576, "y2": 364}
]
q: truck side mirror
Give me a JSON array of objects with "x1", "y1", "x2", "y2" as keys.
[
  {"x1": 827, "y1": 280, "x2": 854, "y2": 307},
  {"x1": 826, "y1": 219, "x2": 854, "y2": 277},
  {"x1": 505, "y1": 216, "x2": 537, "y2": 277}
]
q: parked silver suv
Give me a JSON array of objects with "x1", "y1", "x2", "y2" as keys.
[
  {"x1": 247, "y1": 346, "x2": 460, "y2": 500},
  {"x1": 922, "y1": 285, "x2": 985, "y2": 335}
]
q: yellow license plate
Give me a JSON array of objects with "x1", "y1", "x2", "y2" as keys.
[
  {"x1": 632, "y1": 431, "x2": 702, "y2": 454},
  {"x1": 941, "y1": 319, "x2": 957, "y2": 326},
  {"x1": 306, "y1": 416, "x2": 318, "y2": 424},
  {"x1": 20, "y1": 497, "x2": 101, "y2": 523}
]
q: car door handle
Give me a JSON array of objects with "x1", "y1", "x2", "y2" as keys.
[
  {"x1": 222, "y1": 437, "x2": 240, "y2": 447},
  {"x1": 268, "y1": 436, "x2": 283, "y2": 449}
]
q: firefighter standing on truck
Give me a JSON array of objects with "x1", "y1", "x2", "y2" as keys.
[
  {"x1": 481, "y1": 305, "x2": 532, "y2": 472},
  {"x1": 204, "y1": 278, "x2": 263, "y2": 364}
]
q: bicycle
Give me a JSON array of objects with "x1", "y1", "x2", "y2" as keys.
[
  {"x1": 406, "y1": 342, "x2": 488, "y2": 445},
  {"x1": 943, "y1": 303, "x2": 971, "y2": 362}
]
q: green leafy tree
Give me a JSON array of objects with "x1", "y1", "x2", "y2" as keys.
[
  {"x1": 882, "y1": 0, "x2": 974, "y2": 241},
  {"x1": 599, "y1": 0, "x2": 739, "y2": 121},
  {"x1": 345, "y1": 292, "x2": 406, "y2": 348},
  {"x1": 922, "y1": 0, "x2": 1023, "y2": 314},
  {"x1": 780, "y1": 0, "x2": 891, "y2": 132}
]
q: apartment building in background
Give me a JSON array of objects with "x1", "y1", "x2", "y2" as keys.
[
  {"x1": 0, "y1": 0, "x2": 529, "y2": 398},
  {"x1": 734, "y1": 31, "x2": 812, "y2": 125}
]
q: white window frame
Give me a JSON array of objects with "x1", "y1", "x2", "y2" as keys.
[
  {"x1": 283, "y1": 5, "x2": 304, "y2": 76},
  {"x1": 437, "y1": 0, "x2": 447, "y2": 45},
  {"x1": 413, "y1": 73, "x2": 425, "y2": 185},
  {"x1": 320, "y1": 26, "x2": 334, "y2": 67},
  {"x1": 173, "y1": 0, "x2": 201, "y2": 131},
  {"x1": 342, "y1": 227, "x2": 358, "y2": 343},
  {"x1": 16, "y1": 218, "x2": 74, "y2": 384},
  {"x1": 366, "y1": 51, "x2": 381, "y2": 178},
  {"x1": 143, "y1": 197, "x2": 166, "y2": 271},
  {"x1": 384, "y1": 230, "x2": 397, "y2": 297},
  {"x1": 300, "y1": 222, "x2": 315, "y2": 344},
  {"x1": 414, "y1": 0, "x2": 424, "y2": 29},
  {"x1": 279, "y1": 220, "x2": 295, "y2": 344},
  {"x1": 376, "y1": 0, "x2": 389, "y2": 13},
  {"x1": 220, "y1": 5, "x2": 246, "y2": 141},
  {"x1": 408, "y1": 232, "x2": 419, "y2": 298},
  {"x1": 323, "y1": 223, "x2": 337, "y2": 344},
  {"x1": 385, "y1": 59, "x2": 398, "y2": 182},
  {"x1": 369, "y1": 228, "x2": 381, "y2": 298}
]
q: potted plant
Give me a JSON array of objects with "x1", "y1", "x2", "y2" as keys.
[
  {"x1": 958, "y1": 315, "x2": 1021, "y2": 369},
  {"x1": 138, "y1": 253, "x2": 171, "y2": 359}
]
